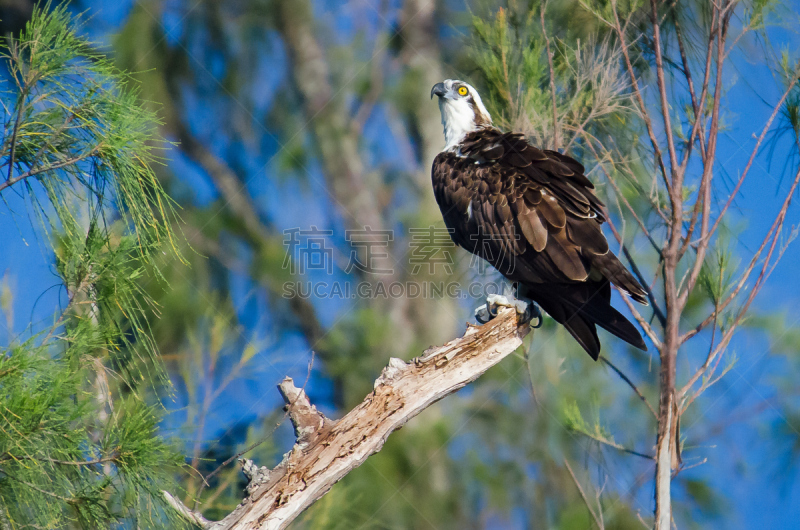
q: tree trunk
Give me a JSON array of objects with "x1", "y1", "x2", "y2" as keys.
[{"x1": 655, "y1": 255, "x2": 680, "y2": 529}]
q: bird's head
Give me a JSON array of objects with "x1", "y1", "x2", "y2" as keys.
[{"x1": 431, "y1": 79, "x2": 492, "y2": 151}]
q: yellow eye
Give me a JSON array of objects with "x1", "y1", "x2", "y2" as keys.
[{"x1": 457, "y1": 86, "x2": 468, "y2": 96}]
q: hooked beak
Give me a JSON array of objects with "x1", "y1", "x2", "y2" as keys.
[{"x1": 430, "y1": 82, "x2": 446, "y2": 99}]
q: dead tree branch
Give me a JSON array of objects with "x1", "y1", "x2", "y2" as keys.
[{"x1": 165, "y1": 308, "x2": 530, "y2": 530}]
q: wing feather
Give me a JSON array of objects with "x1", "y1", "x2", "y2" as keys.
[
  {"x1": 566, "y1": 219, "x2": 609, "y2": 255},
  {"x1": 546, "y1": 230, "x2": 588, "y2": 281},
  {"x1": 431, "y1": 129, "x2": 648, "y2": 357},
  {"x1": 537, "y1": 194, "x2": 566, "y2": 228},
  {"x1": 432, "y1": 131, "x2": 643, "y2": 295},
  {"x1": 521, "y1": 209, "x2": 548, "y2": 252}
]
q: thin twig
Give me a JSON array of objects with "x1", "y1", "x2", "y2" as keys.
[
  {"x1": 573, "y1": 427, "x2": 655, "y2": 460},
  {"x1": 680, "y1": 3, "x2": 730, "y2": 290},
  {"x1": 600, "y1": 356, "x2": 657, "y2": 418},
  {"x1": 699, "y1": 73, "x2": 798, "y2": 246},
  {"x1": 617, "y1": 288, "x2": 663, "y2": 350},
  {"x1": 0, "y1": 468, "x2": 75, "y2": 503},
  {"x1": 681, "y1": 162, "x2": 800, "y2": 344},
  {"x1": 680, "y1": 164, "x2": 800, "y2": 394},
  {"x1": 604, "y1": 213, "x2": 667, "y2": 327},
  {"x1": 0, "y1": 146, "x2": 103, "y2": 194},
  {"x1": 5, "y1": 82, "x2": 29, "y2": 186},
  {"x1": 649, "y1": 0, "x2": 679, "y2": 188},
  {"x1": 609, "y1": 0, "x2": 670, "y2": 196},
  {"x1": 192, "y1": 352, "x2": 316, "y2": 511},
  {"x1": 541, "y1": 0, "x2": 559, "y2": 150},
  {"x1": 673, "y1": 14, "x2": 710, "y2": 163},
  {"x1": 564, "y1": 458, "x2": 605, "y2": 529},
  {"x1": 676, "y1": 10, "x2": 718, "y2": 260},
  {"x1": 164, "y1": 491, "x2": 211, "y2": 528},
  {"x1": 0, "y1": 453, "x2": 120, "y2": 467},
  {"x1": 681, "y1": 74, "x2": 798, "y2": 305},
  {"x1": 586, "y1": 137, "x2": 663, "y2": 257},
  {"x1": 673, "y1": 457, "x2": 708, "y2": 476}
]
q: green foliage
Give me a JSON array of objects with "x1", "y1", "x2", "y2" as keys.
[
  {"x1": 0, "y1": 5, "x2": 187, "y2": 528},
  {"x1": 1, "y1": 3, "x2": 182, "y2": 267},
  {"x1": 779, "y1": 49, "x2": 800, "y2": 140},
  {"x1": 468, "y1": 7, "x2": 634, "y2": 150},
  {"x1": 319, "y1": 307, "x2": 395, "y2": 407},
  {"x1": 0, "y1": 344, "x2": 183, "y2": 528},
  {"x1": 698, "y1": 242, "x2": 736, "y2": 305}
]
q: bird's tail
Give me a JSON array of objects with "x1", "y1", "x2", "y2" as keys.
[
  {"x1": 590, "y1": 252, "x2": 649, "y2": 305},
  {"x1": 529, "y1": 281, "x2": 647, "y2": 360}
]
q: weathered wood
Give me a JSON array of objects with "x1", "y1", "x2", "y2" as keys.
[{"x1": 165, "y1": 307, "x2": 529, "y2": 529}]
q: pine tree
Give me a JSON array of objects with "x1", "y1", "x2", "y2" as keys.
[{"x1": 0, "y1": 5, "x2": 188, "y2": 528}]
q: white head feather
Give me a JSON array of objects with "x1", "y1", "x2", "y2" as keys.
[{"x1": 433, "y1": 79, "x2": 492, "y2": 151}]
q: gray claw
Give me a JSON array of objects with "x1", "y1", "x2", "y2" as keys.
[
  {"x1": 525, "y1": 303, "x2": 543, "y2": 328},
  {"x1": 475, "y1": 304, "x2": 491, "y2": 324}
]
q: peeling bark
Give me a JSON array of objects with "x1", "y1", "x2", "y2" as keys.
[{"x1": 165, "y1": 308, "x2": 530, "y2": 530}]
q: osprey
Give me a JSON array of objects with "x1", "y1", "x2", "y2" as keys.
[{"x1": 430, "y1": 79, "x2": 647, "y2": 359}]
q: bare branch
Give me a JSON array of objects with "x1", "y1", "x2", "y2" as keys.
[
  {"x1": 680, "y1": 70, "x2": 797, "y2": 306},
  {"x1": 675, "y1": 10, "x2": 718, "y2": 259},
  {"x1": 604, "y1": 212, "x2": 667, "y2": 328},
  {"x1": 609, "y1": 0, "x2": 671, "y2": 197},
  {"x1": 673, "y1": 14, "x2": 710, "y2": 164},
  {"x1": 564, "y1": 459, "x2": 605, "y2": 530},
  {"x1": 600, "y1": 356, "x2": 657, "y2": 418},
  {"x1": 681, "y1": 162, "x2": 800, "y2": 344},
  {"x1": 541, "y1": 0, "x2": 559, "y2": 150},
  {"x1": 675, "y1": 4, "x2": 731, "y2": 316},
  {"x1": 649, "y1": 0, "x2": 679, "y2": 190},
  {"x1": 166, "y1": 308, "x2": 530, "y2": 530},
  {"x1": 0, "y1": 146, "x2": 103, "y2": 194}
]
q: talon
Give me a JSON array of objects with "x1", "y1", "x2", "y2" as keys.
[
  {"x1": 475, "y1": 304, "x2": 491, "y2": 324},
  {"x1": 512, "y1": 299, "x2": 543, "y2": 328},
  {"x1": 478, "y1": 294, "x2": 532, "y2": 325},
  {"x1": 528, "y1": 303, "x2": 543, "y2": 328}
]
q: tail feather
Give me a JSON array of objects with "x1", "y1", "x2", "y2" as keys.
[
  {"x1": 527, "y1": 281, "x2": 647, "y2": 360},
  {"x1": 591, "y1": 252, "x2": 649, "y2": 305},
  {"x1": 562, "y1": 315, "x2": 601, "y2": 360},
  {"x1": 576, "y1": 297, "x2": 647, "y2": 352}
]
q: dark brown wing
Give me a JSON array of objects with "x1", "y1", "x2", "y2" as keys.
[
  {"x1": 435, "y1": 130, "x2": 643, "y2": 290},
  {"x1": 432, "y1": 128, "x2": 648, "y2": 358}
]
